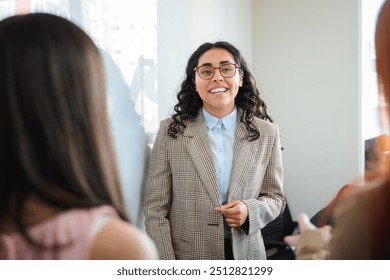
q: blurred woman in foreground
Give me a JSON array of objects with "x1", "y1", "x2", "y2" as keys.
[{"x1": 0, "y1": 13, "x2": 157, "y2": 260}]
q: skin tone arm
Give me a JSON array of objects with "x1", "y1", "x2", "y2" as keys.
[
  {"x1": 90, "y1": 217, "x2": 159, "y2": 260},
  {"x1": 215, "y1": 201, "x2": 248, "y2": 227}
]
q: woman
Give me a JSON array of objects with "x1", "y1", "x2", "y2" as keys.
[
  {"x1": 144, "y1": 41, "x2": 285, "y2": 260},
  {"x1": 284, "y1": 0, "x2": 390, "y2": 259},
  {"x1": 0, "y1": 13, "x2": 157, "y2": 260}
]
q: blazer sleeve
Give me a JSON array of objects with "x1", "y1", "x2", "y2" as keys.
[
  {"x1": 243, "y1": 123, "x2": 286, "y2": 235},
  {"x1": 143, "y1": 119, "x2": 176, "y2": 259}
]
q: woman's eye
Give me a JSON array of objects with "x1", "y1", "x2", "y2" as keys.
[
  {"x1": 201, "y1": 69, "x2": 212, "y2": 75},
  {"x1": 221, "y1": 66, "x2": 233, "y2": 73}
]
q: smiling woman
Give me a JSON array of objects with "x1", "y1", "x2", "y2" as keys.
[
  {"x1": 143, "y1": 41, "x2": 286, "y2": 260},
  {"x1": 193, "y1": 48, "x2": 243, "y2": 118}
]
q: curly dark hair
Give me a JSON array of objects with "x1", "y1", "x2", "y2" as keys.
[{"x1": 167, "y1": 41, "x2": 273, "y2": 141}]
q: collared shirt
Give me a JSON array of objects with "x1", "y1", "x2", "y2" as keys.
[{"x1": 203, "y1": 107, "x2": 237, "y2": 237}]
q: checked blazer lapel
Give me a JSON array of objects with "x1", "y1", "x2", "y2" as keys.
[
  {"x1": 183, "y1": 112, "x2": 221, "y2": 208},
  {"x1": 228, "y1": 121, "x2": 259, "y2": 201}
]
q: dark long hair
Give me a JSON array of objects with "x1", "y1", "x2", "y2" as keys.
[
  {"x1": 168, "y1": 41, "x2": 273, "y2": 140},
  {"x1": 0, "y1": 14, "x2": 126, "y2": 244}
]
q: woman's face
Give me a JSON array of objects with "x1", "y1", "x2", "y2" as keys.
[{"x1": 194, "y1": 48, "x2": 243, "y2": 118}]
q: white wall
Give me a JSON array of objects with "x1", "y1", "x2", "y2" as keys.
[
  {"x1": 157, "y1": 0, "x2": 252, "y2": 122},
  {"x1": 158, "y1": 0, "x2": 363, "y2": 219},
  {"x1": 252, "y1": 0, "x2": 363, "y2": 218}
]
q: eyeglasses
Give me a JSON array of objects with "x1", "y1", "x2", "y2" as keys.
[{"x1": 194, "y1": 63, "x2": 240, "y2": 80}]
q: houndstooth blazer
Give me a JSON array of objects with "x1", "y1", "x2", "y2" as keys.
[{"x1": 144, "y1": 109, "x2": 285, "y2": 260}]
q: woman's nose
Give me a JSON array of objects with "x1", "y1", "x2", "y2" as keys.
[{"x1": 212, "y1": 70, "x2": 223, "y2": 81}]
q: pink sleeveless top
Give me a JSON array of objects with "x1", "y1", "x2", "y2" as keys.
[{"x1": 0, "y1": 205, "x2": 119, "y2": 259}]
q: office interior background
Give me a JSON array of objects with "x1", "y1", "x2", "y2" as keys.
[{"x1": 0, "y1": 0, "x2": 385, "y2": 222}]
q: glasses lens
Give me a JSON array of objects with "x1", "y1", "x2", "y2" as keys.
[
  {"x1": 220, "y1": 64, "x2": 236, "y2": 78},
  {"x1": 196, "y1": 64, "x2": 237, "y2": 80},
  {"x1": 198, "y1": 66, "x2": 214, "y2": 79}
]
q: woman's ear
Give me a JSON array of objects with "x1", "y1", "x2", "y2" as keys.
[{"x1": 239, "y1": 68, "x2": 244, "y2": 87}]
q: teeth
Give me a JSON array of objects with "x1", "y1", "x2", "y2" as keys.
[{"x1": 210, "y1": 88, "x2": 226, "y2": 93}]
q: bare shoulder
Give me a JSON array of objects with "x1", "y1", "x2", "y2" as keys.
[{"x1": 90, "y1": 217, "x2": 158, "y2": 260}]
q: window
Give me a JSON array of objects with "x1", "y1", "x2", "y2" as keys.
[{"x1": 1, "y1": 0, "x2": 159, "y2": 139}]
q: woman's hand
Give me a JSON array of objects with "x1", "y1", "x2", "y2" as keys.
[{"x1": 215, "y1": 201, "x2": 248, "y2": 227}]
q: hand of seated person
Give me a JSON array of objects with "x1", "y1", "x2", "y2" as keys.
[{"x1": 284, "y1": 213, "x2": 332, "y2": 246}]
